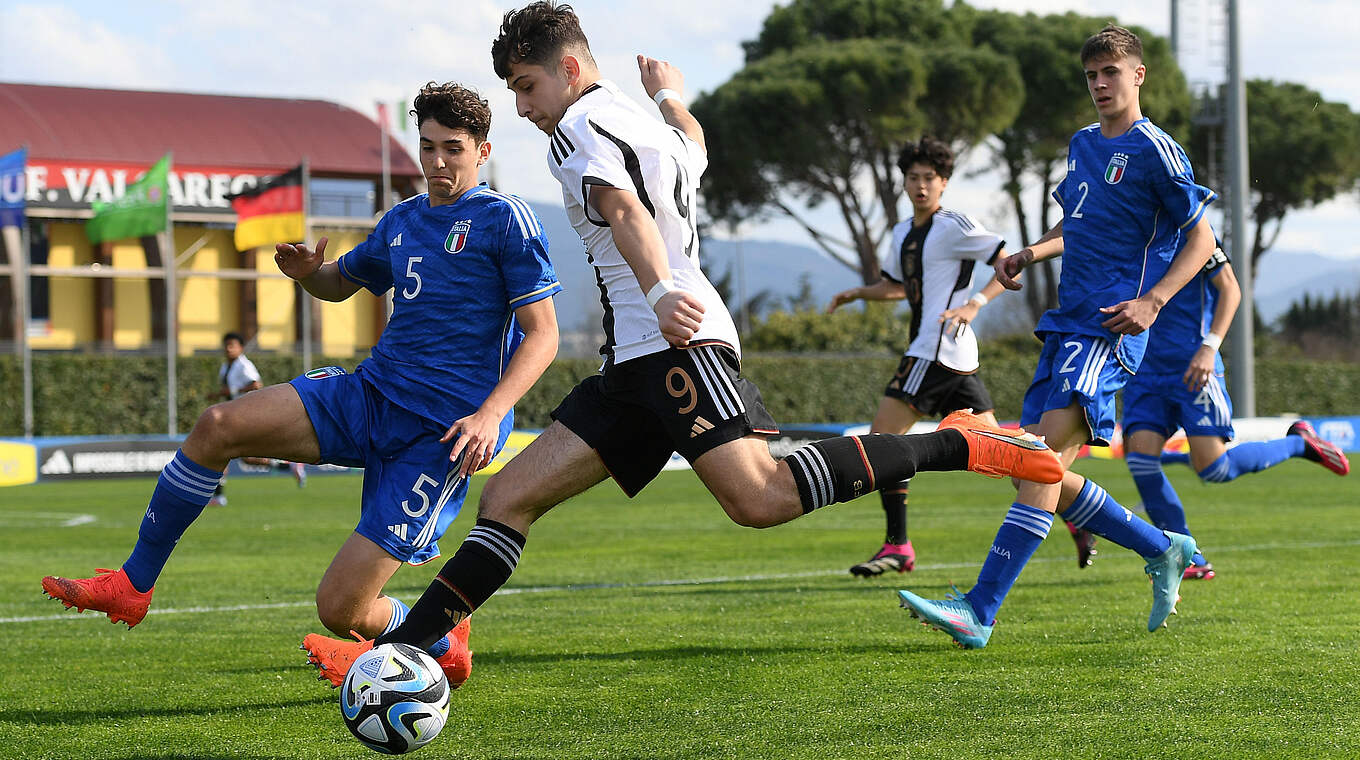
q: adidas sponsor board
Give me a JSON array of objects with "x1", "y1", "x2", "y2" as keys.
[{"x1": 37, "y1": 440, "x2": 178, "y2": 480}]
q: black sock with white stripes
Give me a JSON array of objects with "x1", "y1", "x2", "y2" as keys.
[
  {"x1": 375, "y1": 518, "x2": 525, "y2": 652},
  {"x1": 784, "y1": 431, "x2": 967, "y2": 514}
]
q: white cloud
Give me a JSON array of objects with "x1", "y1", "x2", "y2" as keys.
[{"x1": 0, "y1": 4, "x2": 173, "y2": 88}]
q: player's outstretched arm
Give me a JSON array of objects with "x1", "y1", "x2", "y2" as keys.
[
  {"x1": 1101, "y1": 217, "x2": 1215, "y2": 335},
  {"x1": 1183, "y1": 260, "x2": 1240, "y2": 391},
  {"x1": 995, "y1": 222, "x2": 1064, "y2": 290},
  {"x1": 826, "y1": 279, "x2": 905, "y2": 313},
  {"x1": 275, "y1": 237, "x2": 364, "y2": 302},
  {"x1": 589, "y1": 185, "x2": 704, "y2": 347},
  {"x1": 637, "y1": 55, "x2": 705, "y2": 152},
  {"x1": 941, "y1": 266, "x2": 1009, "y2": 332},
  {"x1": 442, "y1": 297, "x2": 559, "y2": 478}
]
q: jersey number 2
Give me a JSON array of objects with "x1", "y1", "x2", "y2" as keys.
[{"x1": 1071, "y1": 181, "x2": 1090, "y2": 219}]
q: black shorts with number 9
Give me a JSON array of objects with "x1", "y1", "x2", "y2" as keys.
[
  {"x1": 884, "y1": 355, "x2": 995, "y2": 418},
  {"x1": 551, "y1": 343, "x2": 780, "y2": 496}
]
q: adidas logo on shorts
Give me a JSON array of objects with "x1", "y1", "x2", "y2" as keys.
[{"x1": 690, "y1": 416, "x2": 715, "y2": 438}]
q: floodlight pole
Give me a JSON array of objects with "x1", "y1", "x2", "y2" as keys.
[
  {"x1": 165, "y1": 152, "x2": 178, "y2": 436},
  {"x1": 1169, "y1": 0, "x2": 1179, "y2": 60},
  {"x1": 19, "y1": 219, "x2": 32, "y2": 438},
  {"x1": 301, "y1": 157, "x2": 314, "y2": 372},
  {"x1": 1226, "y1": 0, "x2": 1254, "y2": 415}
]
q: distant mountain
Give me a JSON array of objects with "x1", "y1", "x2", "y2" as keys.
[{"x1": 1253, "y1": 250, "x2": 1360, "y2": 324}]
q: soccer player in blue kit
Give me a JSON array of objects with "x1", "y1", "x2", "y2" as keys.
[
  {"x1": 1125, "y1": 242, "x2": 1350, "y2": 581},
  {"x1": 897, "y1": 25, "x2": 1220, "y2": 648},
  {"x1": 42, "y1": 82, "x2": 562, "y2": 687}
]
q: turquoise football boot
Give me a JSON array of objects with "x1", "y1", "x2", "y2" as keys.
[
  {"x1": 1145, "y1": 531, "x2": 1198, "y2": 631},
  {"x1": 896, "y1": 586, "x2": 993, "y2": 649}
]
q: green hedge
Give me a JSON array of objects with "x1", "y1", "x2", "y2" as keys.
[{"x1": 0, "y1": 352, "x2": 1356, "y2": 437}]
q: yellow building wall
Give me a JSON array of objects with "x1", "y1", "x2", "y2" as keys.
[
  {"x1": 29, "y1": 221, "x2": 385, "y2": 356},
  {"x1": 315, "y1": 228, "x2": 384, "y2": 357},
  {"x1": 110, "y1": 239, "x2": 151, "y2": 349},
  {"x1": 255, "y1": 246, "x2": 296, "y2": 353},
  {"x1": 177, "y1": 227, "x2": 242, "y2": 354},
  {"x1": 30, "y1": 222, "x2": 94, "y2": 349}
]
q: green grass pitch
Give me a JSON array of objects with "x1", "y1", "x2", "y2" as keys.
[{"x1": 1, "y1": 458, "x2": 1356, "y2": 759}]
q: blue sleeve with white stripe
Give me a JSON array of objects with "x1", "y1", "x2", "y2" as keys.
[
  {"x1": 495, "y1": 195, "x2": 561, "y2": 309},
  {"x1": 338, "y1": 216, "x2": 395, "y2": 296},
  {"x1": 1143, "y1": 131, "x2": 1217, "y2": 231}
]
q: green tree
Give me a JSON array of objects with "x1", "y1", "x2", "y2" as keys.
[
  {"x1": 691, "y1": 0, "x2": 1022, "y2": 284},
  {"x1": 1238, "y1": 81, "x2": 1359, "y2": 272}
]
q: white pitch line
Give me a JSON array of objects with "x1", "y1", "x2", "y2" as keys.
[
  {"x1": 0, "y1": 511, "x2": 98, "y2": 527},
  {"x1": 7, "y1": 536, "x2": 1357, "y2": 626}
]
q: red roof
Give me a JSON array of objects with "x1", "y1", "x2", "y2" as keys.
[{"x1": 0, "y1": 82, "x2": 420, "y2": 177}]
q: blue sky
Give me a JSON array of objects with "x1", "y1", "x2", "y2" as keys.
[{"x1": 2, "y1": 0, "x2": 1355, "y2": 262}]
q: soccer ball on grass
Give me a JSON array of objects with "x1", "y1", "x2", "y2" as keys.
[{"x1": 340, "y1": 642, "x2": 450, "y2": 754}]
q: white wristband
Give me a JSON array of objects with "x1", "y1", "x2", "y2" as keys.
[
  {"x1": 968, "y1": 292, "x2": 989, "y2": 307},
  {"x1": 1201, "y1": 333, "x2": 1223, "y2": 351},
  {"x1": 653, "y1": 88, "x2": 682, "y2": 106},
  {"x1": 646, "y1": 279, "x2": 677, "y2": 308}
]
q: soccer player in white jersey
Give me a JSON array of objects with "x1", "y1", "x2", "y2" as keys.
[
  {"x1": 301, "y1": 1, "x2": 1065, "y2": 679},
  {"x1": 898, "y1": 25, "x2": 1219, "y2": 648},
  {"x1": 826, "y1": 137, "x2": 1015, "y2": 577},
  {"x1": 44, "y1": 83, "x2": 562, "y2": 689}
]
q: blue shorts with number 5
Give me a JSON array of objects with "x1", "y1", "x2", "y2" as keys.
[
  {"x1": 290, "y1": 367, "x2": 506, "y2": 565},
  {"x1": 1020, "y1": 333, "x2": 1131, "y2": 446}
]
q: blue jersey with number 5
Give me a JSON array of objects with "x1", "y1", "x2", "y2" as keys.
[
  {"x1": 1040, "y1": 119, "x2": 1216, "y2": 371},
  {"x1": 337, "y1": 184, "x2": 560, "y2": 427}
]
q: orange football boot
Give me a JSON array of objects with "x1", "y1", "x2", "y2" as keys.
[
  {"x1": 938, "y1": 409, "x2": 1064, "y2": 484},
  {"x1": 41, "y1": 568, "x2": 153, "y2": 628},
  {"x1": 303, "y1": 617, "x2": 472, "y2": 688}
]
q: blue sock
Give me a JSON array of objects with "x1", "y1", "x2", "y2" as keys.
[
  {"x1": 1160, "y1": 449, "x2": 1191, "y2": 466},
  {"x1": 1127, "y1": 453, "x2": 1205, "y2": 564},
  {"x1": 1061, "y1": 479, "x2": 1171, "y2": 559},
  {"x1": 1198, "y1": 438, "x2": 1305, "y2": 483},
  {"x1": 1127, "y1": 453, "x2": 1190, "y2": 534},
  {"x1": 122, "y1": 450, "x2": 222, "y2": 593},
  {"x1": 384, "y1": 598, "x2": 451, "y2": 658},
  {"x1": 964, "y1": 504, "x2": 1053, "y2": 625}
]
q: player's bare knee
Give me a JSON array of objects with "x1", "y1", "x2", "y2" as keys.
[{"x1": 187, "y1": 404, "x2": 236, "y2": 453}]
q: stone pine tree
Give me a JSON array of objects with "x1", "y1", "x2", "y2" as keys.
[
  {"x1": 690, "y1": 0, "x2": 1022, "y2": 284},
  {"x1": 1192, "y1": 80, "x2": 1360, "y2": 277}
]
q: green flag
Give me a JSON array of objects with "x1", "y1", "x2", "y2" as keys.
[{"x1": 86, "y1": 153, "x2": 171, "y2": 244}]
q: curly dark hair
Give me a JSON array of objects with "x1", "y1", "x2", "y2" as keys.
[
  {"x1": 897, "y1": 137, "x2": 955, "y2": 179},
  {"x1": 410, "y1": 82, "x2": 491, "y2": 142},
  {"x1": 1080, "y1": 24, "x2": 1143, "y2": 65},
  {"x1": 491, "y1": 1, "x2": 594, "y2": 80}
]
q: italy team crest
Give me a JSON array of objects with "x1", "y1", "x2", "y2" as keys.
[
  {"x1": 1104, "y1": 153, "x2": 1129, "y2": 185},
  {"x1": 444, "y1": 220, "x2": 472, "y2": 254}
]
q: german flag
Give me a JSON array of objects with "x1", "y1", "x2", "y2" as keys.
[{"x1": 228, "y1": 165, "x2": 304, "y2": 251}]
